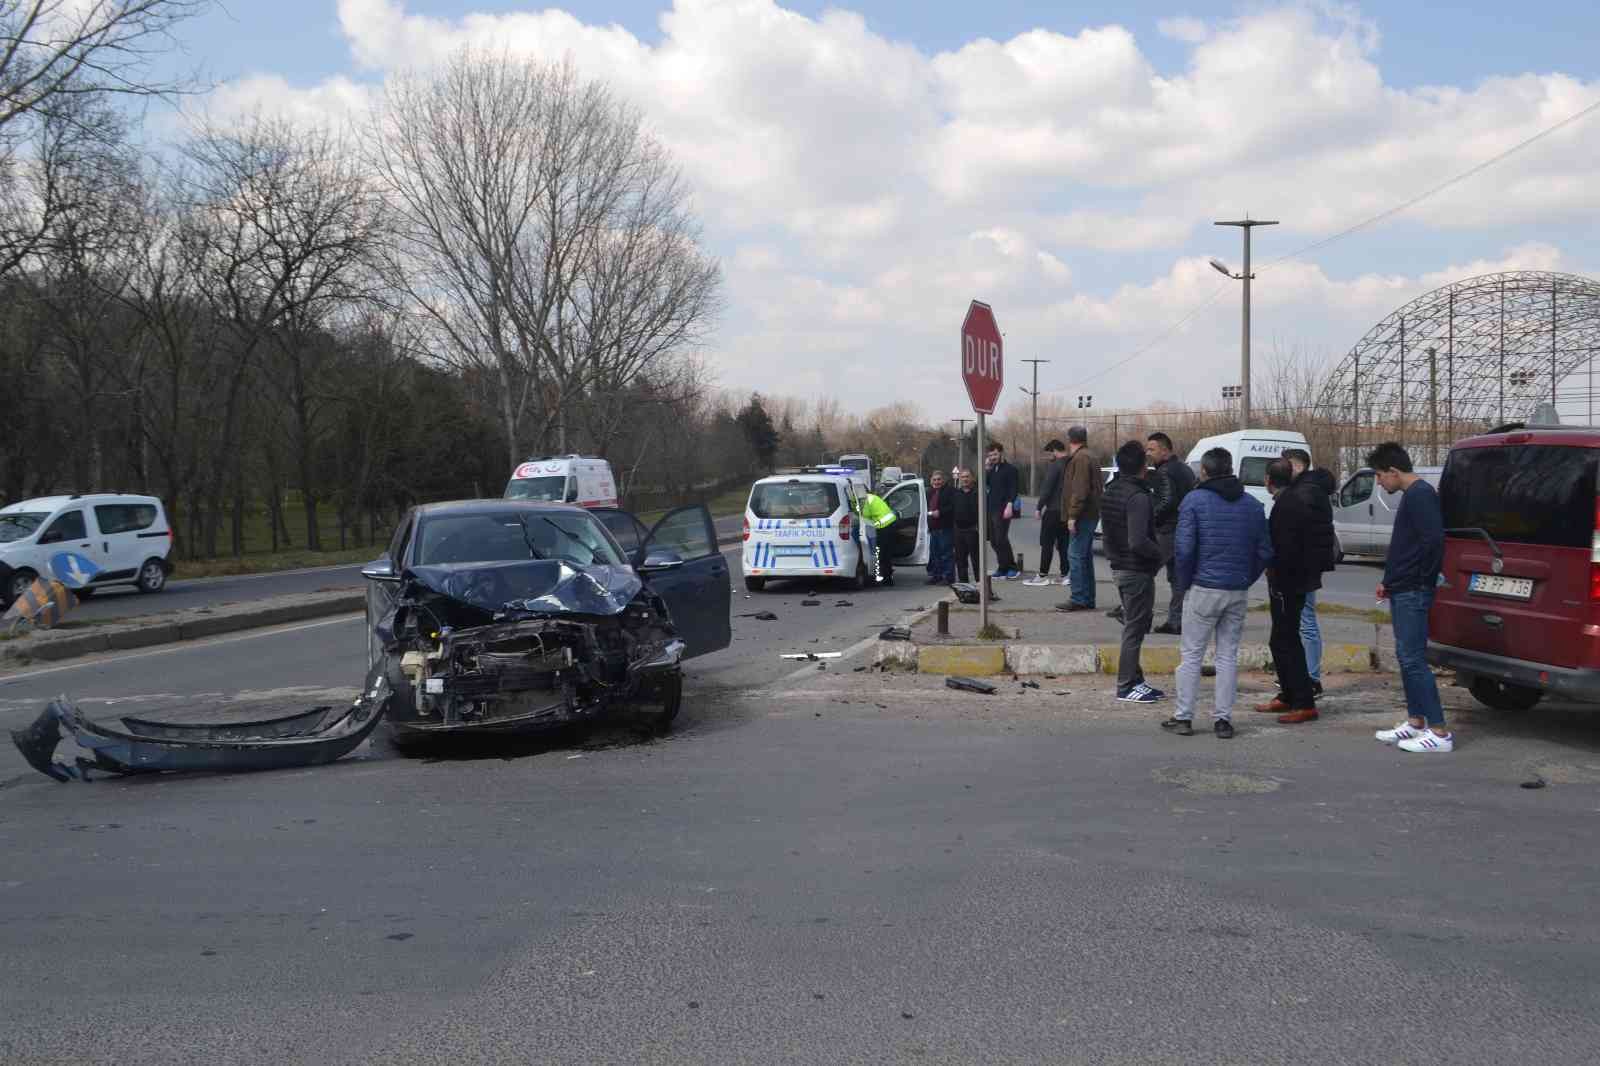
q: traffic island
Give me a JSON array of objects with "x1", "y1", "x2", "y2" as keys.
[
  {"x1": 875, "y1": 598, "x2": 1384, "y2": 678},
  {"x1": 0, "y1": 588, "x2": 365, "y2": 669}
]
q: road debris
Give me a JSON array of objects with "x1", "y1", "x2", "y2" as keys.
[
  {"x1": 740, "y1": 611, "x2": 780, "y2": 621},
  {"x1": 945, "y1": 676, "x2": 997, "y2": 695},
  {"x1": 10, "y1": 667, "x2": 392, "y2": 783},
  {"x1": 781, "y1": 652, "x2": 843, "y2": 661},
  {"x1": 800, "y1": 599, "x2": 822, "y2": 606},
  {"x1": 1521, "y1": 776, "x2": 1547, "y2": 789},
  {"x1": 878, "y1": 626, "x2": 912, "y2": 642},
  {"x1": 834, "y1": 600, "x2": 854, "y2": 607}
]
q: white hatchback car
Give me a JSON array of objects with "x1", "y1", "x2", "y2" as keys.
[{"x1": 0, "y1": 494, "x2": 174, "y2": 603}]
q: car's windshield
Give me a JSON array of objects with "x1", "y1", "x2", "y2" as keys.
[
  {"x1": 838, "y1": 458, "x2": 869, "y2": 471},
  {"x1": 0, "y1": 512, "x2": 48, "y2": 543},
  {"x1": 415, "y1": 510, "x2": 624, "y2": 568},
  {"x1": 504, "y1": 475, "x2": 568, "y2": 502},
  {"x1": 750, "y1": 482, "x2": 839, "y2": 519}
]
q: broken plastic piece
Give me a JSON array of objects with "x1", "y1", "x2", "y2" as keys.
[
  {"x1": 740, "y1": 611, "x2": 779, "y2": 621},
  {"x1": 878, "y1": 626, "x2": 912, "y2": 642},
  {"x1": 780, "y1": 652, "x2": 843, "y2": 660},
  {"x1": 945, "y1": 676, "x2": 997, "y2": 695},
  {"x1": 800, "y1": 599, "x2": 822, "y2": 606}
]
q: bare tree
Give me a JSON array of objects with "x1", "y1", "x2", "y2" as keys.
[
  {"x1": 182, "y1": 113, "x2": 388, "y2": 553},
  {"x1": 369, "y1": 50, "x2": 720, "y2": 468}
]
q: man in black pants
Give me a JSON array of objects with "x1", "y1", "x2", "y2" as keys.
[
  {"x1": 1102, "y1": 440, "x2": 1166, "y2": 703},
  {"x1": 1146, "y1": 431, "x2": 1196, "y2": 634},
  {"x1": 951, "y1": 468, "x2": 982, "y2": 582},
  {"x1": 1027, "y1": 440, "x2": 1070, "y2": 586},
  {"x1": 1256, "y1": 459, "x2": 1321, "y2": 724},
  {"x1": 984, "y1": 443, "x2": 1020, "y2": 579}
]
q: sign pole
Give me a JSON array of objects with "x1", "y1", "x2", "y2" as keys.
[{"x1": 976, "y1": 413, "x2": 989, "y2": 631}]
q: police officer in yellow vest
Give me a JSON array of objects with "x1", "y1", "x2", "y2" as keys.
[{"x1": 859, "y1": 491, "x2": 899, "y2": 586}]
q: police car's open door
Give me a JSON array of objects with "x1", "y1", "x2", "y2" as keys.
[{"x1": 882, "y1": 479, "x2": 929, "y2": 566}]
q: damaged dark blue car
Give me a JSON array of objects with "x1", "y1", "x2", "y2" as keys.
[{"x1": 363, "y1": 500, "x2": 731, "y2": 748}]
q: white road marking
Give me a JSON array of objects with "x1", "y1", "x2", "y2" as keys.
[{"x1": 0, "y1": 614, "x2": 362, "y2": 685}]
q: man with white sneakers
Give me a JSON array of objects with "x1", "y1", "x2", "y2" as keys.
[{"x1": 1367, "y1": 442, "x2": 1453, "y2": 754}]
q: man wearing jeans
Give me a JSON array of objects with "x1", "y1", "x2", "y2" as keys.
[
  {"x1": 1367, "y1": 442, "x2": 1452, "y2": 753},
  {"x1": 1164, "y1": 448, "x2": 1272, "y2": 739},
  {"x1": 1282, "y1": 448, "x2": 1337, "y2": 697},
  {"x1": 925, "y1": 469, "x2": 956, "y2": 584},
  {"x1": 1057, "y1": 425, "x2": 1103, "y2": 611}
]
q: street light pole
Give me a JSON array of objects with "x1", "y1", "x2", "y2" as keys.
[
  {"x1": 1214, "y1": 217, "x2": 1278, "y2": 431},
  {"x1": 1020, "y1": 359, "x2": 1049, "y2": 495},
  {"x1": 952, "y1": 418, "x2": 973, "y2": 472}
]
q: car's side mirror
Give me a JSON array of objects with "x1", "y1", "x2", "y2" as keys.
[
  {"x1": 361, "y1": 558, "x2": 399, "y2": 583},
  {"x1": 638, "y1": 550, "x2": 684, "y2": 573}
]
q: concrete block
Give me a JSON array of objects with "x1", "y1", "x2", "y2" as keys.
[
  {"x1": 1323, "y1": 643, "x2": 1377, "y2": 673},
  {"x1": 874, "y1": 642, "x2": 919, "y2": 670},
  {"x1": 29, "y1": 633, "x2": 112, "y2": 661},
  {"x1": 1006, "y1": 644, "x2": 1100, "y2": 675},
  {"x1": 106, "y1": 623, "x2": 182, "y2": 651},
  {"x1": 917, "y1": 644, "x2": 1007, "y2": 676}
]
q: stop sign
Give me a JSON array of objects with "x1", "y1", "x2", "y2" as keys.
[{"x1": 961, "y1": 300, "x2": 1003, "y2": 414}]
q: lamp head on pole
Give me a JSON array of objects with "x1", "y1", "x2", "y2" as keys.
[{"x1": 1209, "y1": 259, "x2": 1236, "y2": 279}]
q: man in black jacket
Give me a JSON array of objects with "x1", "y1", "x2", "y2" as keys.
[
  {"x1": 984, "y1": 443, "x2": 1020, "y2": 579},
  {"x1": 1027, "y1": 440, "x2": 1070, "y2": 586},
  {"x1": 925, "y1": 469, "x2": 957, "y2": 584},
  {"x1": 1283, "y1": 448, "x2": 1336, "y2": 698},
  {"x1": 1103, "y1": 440, "x2": 1166, "y2": 703},
  {"x1": 1257, "y1": 459, "x2": 1322, "y2": 723},
  {"x1": 1145, "y1": 432, "x2": 1196, "y2": 634},
  {"x1": 951, "y1": 468, "x2": 981, "y2": 582}
]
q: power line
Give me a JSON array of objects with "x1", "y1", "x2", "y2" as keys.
[
  {"x1": 1260, "y1": 95, "x2": 1600, "y2": 271},
  {"x1": 1056, "y1": 93, "x2": 1600, "y2": 392}
]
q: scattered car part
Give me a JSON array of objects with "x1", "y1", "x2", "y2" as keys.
[
  {"x1": 740, "y1": 611, "x2": 779, "y2": 621},
  {"x1": 946, "y1": 676, "x2": 997, "y2": 695},
  {"x1": 780, "y1": 652, "x2": 842, "y2": 660},
  {"x1": 878, "y1": 626, "x2": 912, "y2": 642},
  {"x1": 10, "y1": 667, "x2": 392, "y2": 783}
]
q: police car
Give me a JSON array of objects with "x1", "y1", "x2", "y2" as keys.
[{"x1": 741, "y1": 468, "x2": 930, "y2": 592}]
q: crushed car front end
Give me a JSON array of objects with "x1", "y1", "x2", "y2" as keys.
[{"x1": 375, "y1": 560, "x2": 686, "y2": 738}]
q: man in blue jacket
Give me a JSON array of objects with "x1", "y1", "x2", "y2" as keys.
[{"x1": 1162, "y1": 447, "x2": 1273, "y2": 739}]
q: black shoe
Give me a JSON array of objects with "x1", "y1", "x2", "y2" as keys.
[
  {"x1": 1106, "y1": 608, "x2": 1123, "y2": 620},
  {"x1": 1160, "y1": 717, "x2": 1194, "y2": 736},
  {"x1": 1152, "y1": 622, "x2": 1181, "y2": 635},
  {"x1": 1312, "y1": 681, "x2": 1324, "y2": 698},
  {"x1": 1055, "y1": 602, "x2": 1094, "y2": 613},
  {"x1": 1214, "y1": 719, "x2": 1235, "y2": 739}
]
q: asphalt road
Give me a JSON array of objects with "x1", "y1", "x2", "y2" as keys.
[{"x1": 3, "y1": 527, "x2": 1600, "y2": 1062}]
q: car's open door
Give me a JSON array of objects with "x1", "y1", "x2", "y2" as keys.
[
  {"x1": 883, "y1": 479, "x2": 930, "y2": 566},
  {"x1": 632, "y1": 505, "x2": 731, "y2": 659}
]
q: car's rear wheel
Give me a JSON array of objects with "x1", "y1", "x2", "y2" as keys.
[
  {"x1": 744, "y1": 576, "x2": 766, "y2": 592},
  {"x1": 135, "y1": 559, "x2": 167, "y2": 594},
  {"x1": 72, "y1": 587, "x2": 94, "y2": 599},
  {"x1": 1469, "y1": 676, "x2": 1543, "y2": 711},
  {"x1": 849, "y1": 558, "x2": 869, "y2": 591}
]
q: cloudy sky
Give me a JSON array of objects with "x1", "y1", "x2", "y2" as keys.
[{"x1": 159, "y1": 1, "x2": 1600, "y2": 423}]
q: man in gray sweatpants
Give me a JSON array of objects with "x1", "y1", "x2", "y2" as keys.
[{"x1": 1163, "y1": 447, "x2": 1273, "y2": 739}]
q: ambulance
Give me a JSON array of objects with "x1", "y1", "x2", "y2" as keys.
[
  {"x1": 741, "y1": 469, "x2": 930, "y2": 592},
  {"x1": 504, "y1": 456, "x2": 618, "y2": 508}
]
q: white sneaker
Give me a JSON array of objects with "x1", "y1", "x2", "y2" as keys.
[
  {"x1": 1023, "y1": 575, "x2": 1052, "y2": 587},
  {"x1": 1397, "y1": 730, "x2": 1454, "y2": 754},
  {"x1": 1375, "y1": 720, "x2": 1426, "y2": 744},
  {"x1": 1059, "y1": 576, "x2": 1071, "y2": 586}
]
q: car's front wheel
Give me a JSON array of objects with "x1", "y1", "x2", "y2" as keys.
[
  {"x1": 1469, "y1": 676, "x2": 1543, "y2": 711},
  {"x1": 135, "y1": 559, "x2": 167, "y2": 594},
  {"x1": 646, "y1": 669, "x2": 683, "y2": 733}
]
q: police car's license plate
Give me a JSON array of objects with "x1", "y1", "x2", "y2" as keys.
[
  {"x1": 772, "y1": 545, "x2": 814, "y2": 557},
  {"x1": 1469, "y1": 573, "x2": 1533, "y2": 599}
]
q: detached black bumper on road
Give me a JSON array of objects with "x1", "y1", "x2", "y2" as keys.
[{"x1": 1428, "y1": 641, "x2": 1600, "y2": 703}]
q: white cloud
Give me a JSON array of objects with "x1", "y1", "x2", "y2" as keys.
[
  {"x1": 1157, "y1": 16, "x2": 1209, "y2": 44},
  {"x1": 199, "y1": 1, "x2": 1600, "y2": 418}
]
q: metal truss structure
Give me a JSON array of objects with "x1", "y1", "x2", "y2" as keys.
[{"x1": 1316, "y1": 271, "x2": 1600, "y2": 435}]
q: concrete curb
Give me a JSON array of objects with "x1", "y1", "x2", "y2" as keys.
[
  {"x1": 875, "y1": 641, "x2": 1380, "y2": 677},
  {"x1": 0, "y1": 592, "x2": 366, "y2": 669}
]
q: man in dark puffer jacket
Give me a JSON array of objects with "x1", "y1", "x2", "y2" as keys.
[
  {"x1": 1283, "y1": 448, "x2": 1336, "y2": 698},
  {"x1": 1102, "y1": 440, "x2": 1166, "y2": 704}
]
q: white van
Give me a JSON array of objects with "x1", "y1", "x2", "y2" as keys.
[
  {"x1": 1185, "y1": 430, "x2": 1311, "y2": 510},
  {"x1": 0, "y1": 493, "x2": 174, "y2": 603},
  {"x1": 1331, "y1": 466, "x2": 1443, "y2": 562},
  {"x1": 836, "y1": 454, "x2": 873, "y2": 494},
  {"x1": 741, "y1": 472, "x2": 930, "y2": 592},
  {"x1": 504, "y1": 456, "x2": 618, "y2": 509}
]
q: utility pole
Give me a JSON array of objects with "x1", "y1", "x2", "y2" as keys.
[
  {"x1": 1020, "y1": 359, "x2": 1049, "y2": 495},
  {"x1": 952, "y1": 418, "x2": 973, "y2": 473},
  {"x1": 1427, "y1": 346, "x2": 1439, "y2": 465},
  {"x1": 1212, "y1": 217, "x2": 1279, "y2": 431}
]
